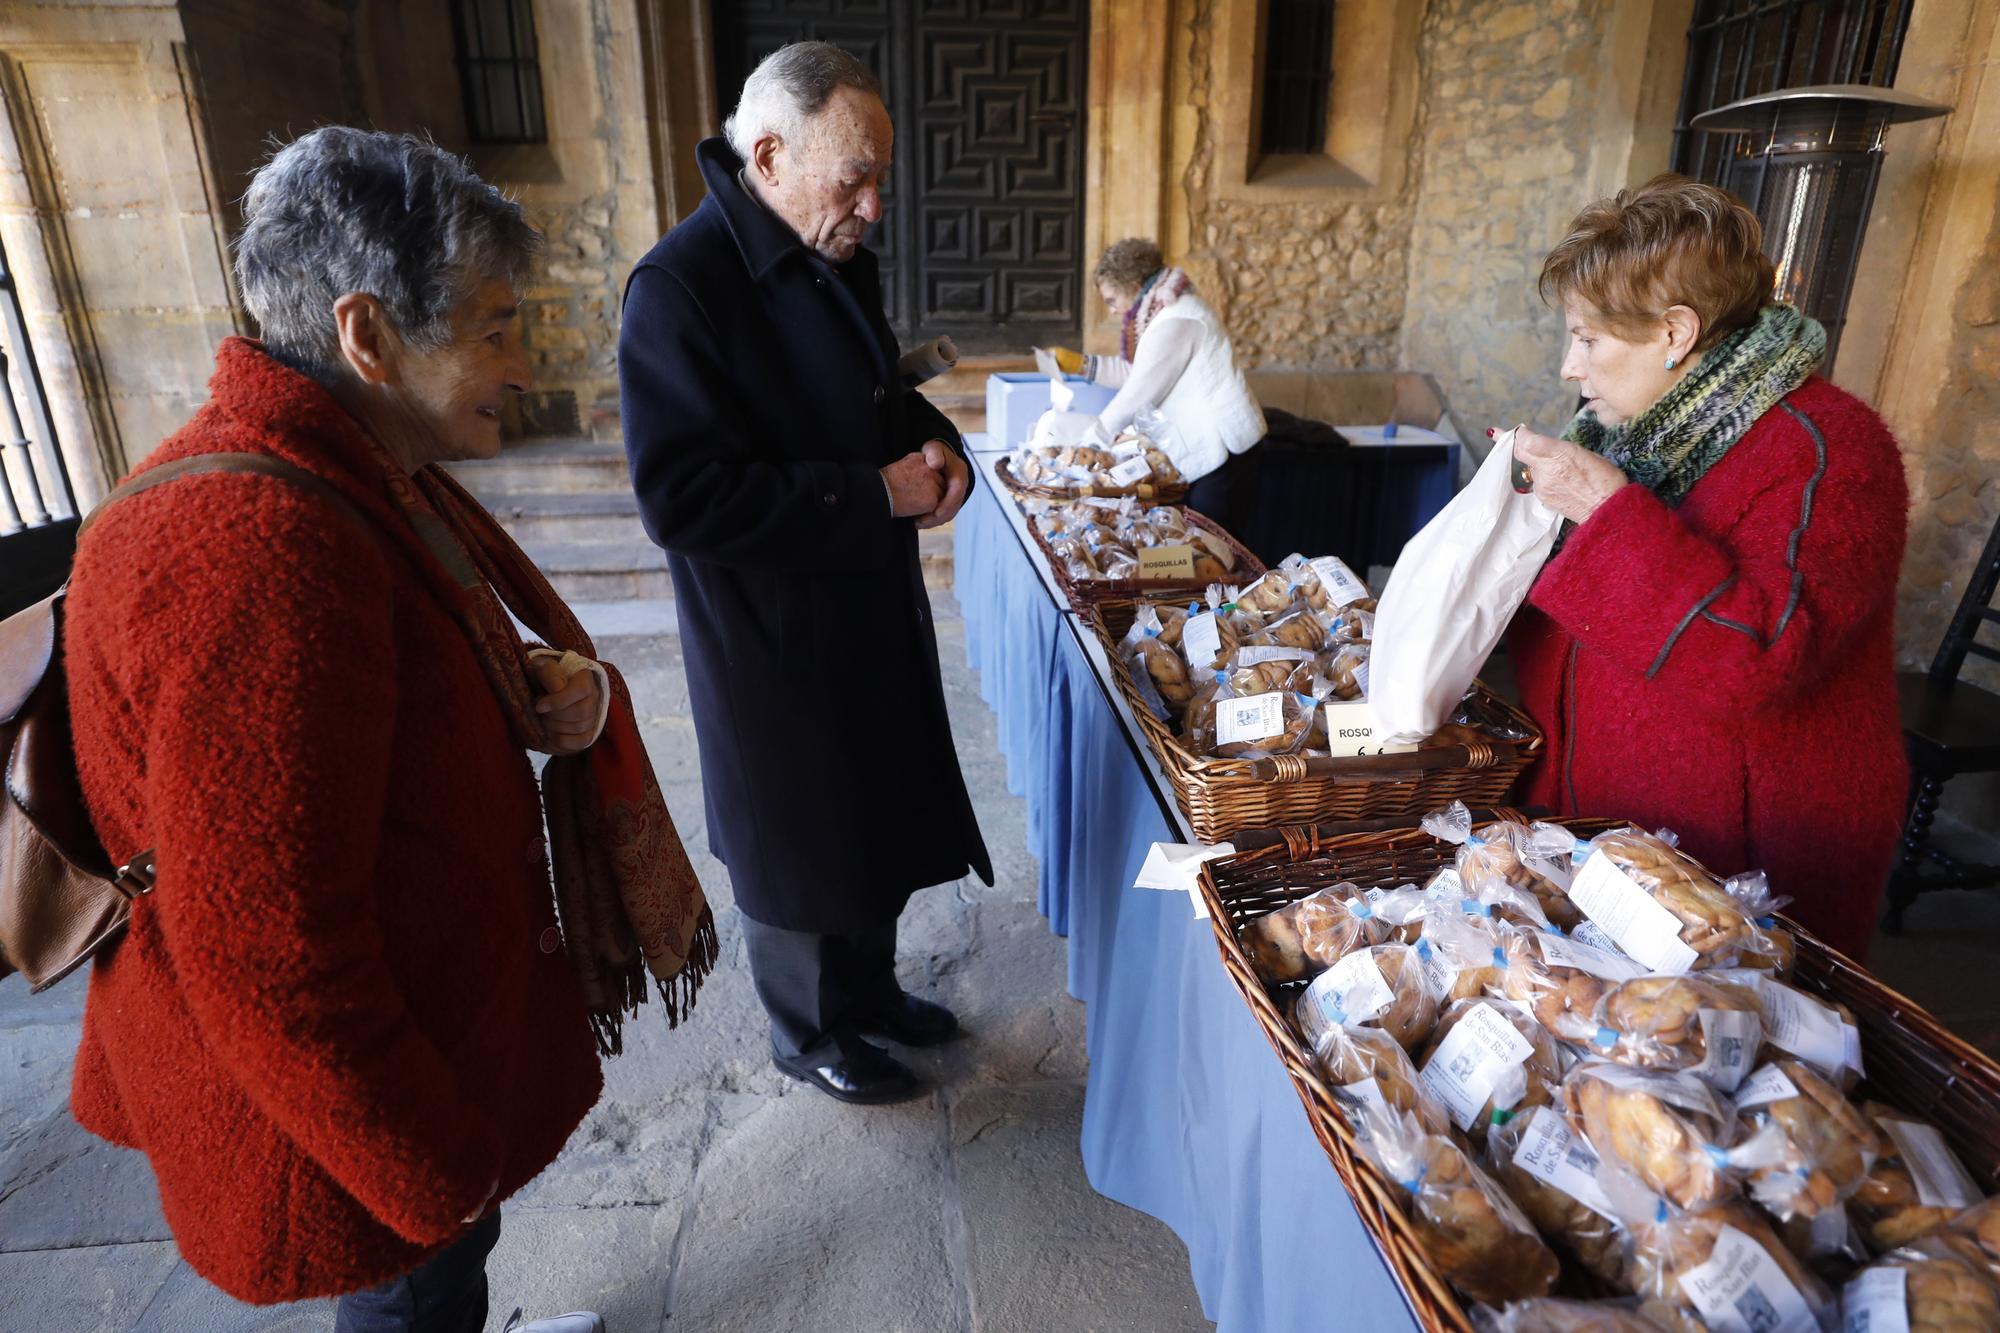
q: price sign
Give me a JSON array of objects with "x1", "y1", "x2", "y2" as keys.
[{"x1": 1138, "y1": 544, "x2": 1196, "y2": 578}]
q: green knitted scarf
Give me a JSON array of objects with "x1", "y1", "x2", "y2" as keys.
[{"x1": 1563, "y1": 303, "x2": 1827, "y2": 508}]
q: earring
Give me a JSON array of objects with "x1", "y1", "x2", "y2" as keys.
[{"x1": 1665, "y1": 357, "x2": 1677, "y2": 370}]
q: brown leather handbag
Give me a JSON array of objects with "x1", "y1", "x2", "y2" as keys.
[{"x1": 1, "y1": 454, "x2": 379, "y2": 990}]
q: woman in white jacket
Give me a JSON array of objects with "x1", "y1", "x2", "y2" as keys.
[{"x1": 1048, "y1": 238, "x2": 1266, "y2": 524}]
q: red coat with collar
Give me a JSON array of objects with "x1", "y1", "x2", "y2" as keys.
[
  {"x1": 1508, "y1": 376, "x2": 1910, "y2": 961},
  {"x1": 62, "y1": 339, "x2": 603, "y2": 1302}
]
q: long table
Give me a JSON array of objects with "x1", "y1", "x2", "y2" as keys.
[{"x1": 954, "y1": 447, "x2": 1421, "y2": 1332}]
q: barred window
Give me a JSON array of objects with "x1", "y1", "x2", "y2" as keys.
[
  {"x1": 1259, "y1": 0, "x2": 1336, "y2": 156},
  {"x1": 451, "y1": 0, "x2": 548, "y2": 145}
]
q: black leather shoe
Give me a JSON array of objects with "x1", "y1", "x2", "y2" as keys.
[
  {"x1": 857, "y1": 992, "x2": 962, "y2": 1047},
  {"x1": 773, "y1": 1041, "x2": 923, "y2": 1105}
]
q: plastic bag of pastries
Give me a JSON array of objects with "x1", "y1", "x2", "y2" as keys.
[
  {"x1": 1487, "y1": 1105, "x2": 1628, "y2": 1285},
  {"x1": 1355, "y1": 1104, "x2": 1561, "y2": 1306},
  {"x1": 1423, "y1": 909, "x2": 1538, "y2": 1004},
  {"x1": 1424, "y1": 803, "x2": 1584, "y2": 931},
  {"x1": 1565, "y1": 1063, "x2": 1789, "y2": 1210},
  {"x1": 1498, "y1": 927, "x2": 1646, "y2": 1047},
  {"x1": 1304, "y1": 1016, "x2": 1453, "y2": 1137},
  {"x1": 1186, "y1": 680, "x2": 1316, "y2": 760},
  {"x1": 1098, "y1": 547, "x2": 1141, "y2": 580},
  {"x1": 1727, "y1": 1059, "x2": 1883, "y2": 1222},
  {"x1": 1841, "y1": 1237, "x2": 2000, "y2": 1333},
  {"x1": 1247, "y1": 605, "x2": 1337, "y2": 653},
  {"x1": 1851, "y1": 1105, "x2": 1989, "y2": 1254},
  {"x1": 1585, "y1": 974, "x2": 1766, "y2": 1093},
  {"x1": 1295, "y1": 942, "x2": 1441, "y2": 1053},
  {"x1": 1143, "y1": 504, "x2": 1188, "y2": 538},
  {"x1": 1933, "y1": 1198, "x2": 2000, "y2": 1285},
  {"x1": 1623, "y1": 1199, "x2": 1839, "y2": 1333},
  {"x1": 1128, "y1": 637, "x2": 1195, "y2": 712},
  {"x1": 1236, "y1": 569, "x2": 1297, "y2": 615},
  {"x1": 1416, "y1": 996, "x2": 1563, "y2": 1142},
  {"x1": 1474, "y1": 1299, "x2": 1675, "y2": 1333},
  {"x1": 1525, "y1": 824, "x2": 1765, "y2": 972},
  {"x1": 1239, "y1": 883, "x2": 1387, "y2": 984},
  {"x1": 1278, "y1": 551, "x2": 1374, "y2": 613},
  {"x1": 1318, "y1": 641, "x2": 1370, "y2": 702}
]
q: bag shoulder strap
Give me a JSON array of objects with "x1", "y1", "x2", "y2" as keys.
[{"x1": 77, "y1": 451, "x2": 386, "y2": 550}]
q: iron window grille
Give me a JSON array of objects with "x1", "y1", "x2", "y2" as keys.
[
  {"x1": 1669, "y1": 0, "x2": 1916, "y2": 367},
  {"x1": 0, "y1": 233, "x2": 73, "y2": 537},
  {"x1": 1259, "y1": 0, "x2": 1337, "y2": 156},
  {"x1": 451, "y1": 0, "x2": 549, "y2": 145}
]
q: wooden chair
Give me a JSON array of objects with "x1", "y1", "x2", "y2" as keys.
[{"x1": 1886, "y1": 510, "x2": 2000, "y2": 931}]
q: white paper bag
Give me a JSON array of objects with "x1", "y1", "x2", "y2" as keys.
[{"x1": 1369, "y1": 429, "x2": 1562, "y2": 745}]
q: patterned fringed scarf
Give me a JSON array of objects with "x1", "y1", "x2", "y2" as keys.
[
  {"x1": 1563, "y1": 303, "x2": 1826, "y2": 508},
  {"x1": 375, "y1": 459, "x2": 717, "y2": 1056},
  {"x1": 1121, "y1": 266, "x2": 1192, "y2": 360}
]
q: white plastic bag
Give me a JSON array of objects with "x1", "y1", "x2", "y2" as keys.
[{"x1": 1370, "y1": 429, "x2": 1562, "y2": 745}]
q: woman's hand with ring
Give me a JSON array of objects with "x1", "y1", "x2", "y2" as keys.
[{"x1": 1510, "y1": 427, "x2": 1628, "y2": 525}]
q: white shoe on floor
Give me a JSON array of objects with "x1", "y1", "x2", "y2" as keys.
[{"x1": 501, "y1": 1310, "x2": 606, "y2": 1333}]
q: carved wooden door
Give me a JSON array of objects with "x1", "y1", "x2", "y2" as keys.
[{"x1": 714, "y1": 1, "x2": 1089, "y2": 353}]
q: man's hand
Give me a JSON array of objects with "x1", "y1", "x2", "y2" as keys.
[
  {"x1": 1511, "y1": 426, "x2": 1628, "y2": 525},
  {"x1": 530, "y1": 654, "x2": 604, "y2": 756},
  {"x1": 882, "y1": 451, "x2": 947, "y2": 518},
  {"x1": 916, "y1": 439, "x2": 970, "y2": 531}
]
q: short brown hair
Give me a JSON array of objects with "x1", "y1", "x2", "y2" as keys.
[
  {"x1": 1094, "y1": 237, "x2": 1164, "y2": 291},
  {"x1": 1538, "y1": 174, "x2": 1773, "y2": 351}
]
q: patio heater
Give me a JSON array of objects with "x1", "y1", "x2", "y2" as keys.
[{"x1": 1689, "y1": 83, "x2": 1950, "y2": 368}]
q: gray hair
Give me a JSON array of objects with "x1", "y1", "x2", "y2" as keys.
[
  {"x1": 234, "y1": 127, "x2": 541, "y2": 379},
  {"x1": 1094, "y1": 238, "x2": 1166, "y2": 292},
  {"x1": 723, "y1": 41, "x2": 881, "y2": 161}
]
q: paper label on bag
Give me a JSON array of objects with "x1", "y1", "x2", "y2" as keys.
[
  {"x1": 1236, "y1": 645, "x2": 1312, "y2": 665},
  {"x1": 1308, "y1": 556, "x2": 1371, "y2": 607},
  {"x1": 1355, "y1": 657, "x2": 1371, "y2": 699},
  {"x1": 1679, "y1": 1224, "x2": 1819, "y2": 1333},
  {"x1": 1110, "y1": 439, "x2": 1146, "y2": 461},
  {"x1": 1323, "y1": 700, "x2": 1420, "y2": 758},
  {"x1": 1107, "y1": 455, "x2": 1153, "y2": 486},
  {"x1": 1306, "y1": 950, "x2": 1396, "y2": 1025},
  {"x1": 1570, "y1": 921, "x2": 1622, "y2": 954},
  {"x1": 1338, "y1": 1077, "x2": 1391, "y2": 1120},
  {"x1": 1535, "y1": 930, "x2": 1645, "y2": 981},
  {"x1": 1566, "y1": 852, "x2": 1700, "y2": 974},
  {"x1": 1420, "y1": 1002, "x2": 1535, "y2": 1131},
  {"x1": 1062, "y1": 464, "x2": 1099, "y2": 482},
  {"x1": 1755, "y1": 980, "x2": 1861, "y2": 1077},
  {"x1": 1512, "y1": 1106, "x2": 1619, "y2": 1220},
  {"x1": 1139, "y1": 544, "x2": 1196, "y2": 578},
  {"x1": 1079, "y1": 496, "x2": 1124, "y2": 509},
  {"x1": 1691, "y1": 1007, "x2": 1764, "y2": 1093},
  {"x1": 1181, "y1": 612, "x2": 1222, "y2": 669},
  {"x1": 1733, "y1": 1064, "x2": 1801, "y2": 1111},
  {"x1": 1842, "y1": 1266, "x2": 1908, "y2": 1333},
  {"x1": 1215, "y1": 691, "x2": 1287, "y2": 746},
  {"x1": 1878, "y1": 1117, "x2": 1982, "y2": 1209},
  {"x1": 1414, "y1": 940, "x2": 1457, "y2": 1002}
]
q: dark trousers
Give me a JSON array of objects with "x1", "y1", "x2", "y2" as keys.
[
  {"x1": 1185, "y1": 444, "x2": 1264, "y2": 538},
  {"x1": 741, "y1": 916, "x2": 901, "y2": 1065},
  {"x1": 333, "y1": 1211, "x2": 501, "y2": 1333}
]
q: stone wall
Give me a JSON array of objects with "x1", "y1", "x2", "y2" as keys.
[
  {"x1": 1171, "y1": 0, "x2": 1415, "y2": 371},
  {"x1": 1397, "y1": 0, "x2": 1617, "y2": 438}
]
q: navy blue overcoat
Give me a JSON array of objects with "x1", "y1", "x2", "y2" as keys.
[{"x1": 618, "y1": 138, "x2": 992, "y2": 931}]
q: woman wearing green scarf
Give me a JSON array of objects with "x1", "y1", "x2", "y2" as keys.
[{"x1": 1505, "y1": 175, "x2": 1910, "y2": 962}]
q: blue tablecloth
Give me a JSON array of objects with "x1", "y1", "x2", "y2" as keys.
[{"x1": 953, "y1": 473, "x2": 1420, "y2": 1333}]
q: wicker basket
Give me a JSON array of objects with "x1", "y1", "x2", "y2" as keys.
[
  {"x1": 1196, "y1": 813, "x2": 2000, "y2": 1332},
  {"x1": 1024, "y1": 506, "x2": 1266, "y2": 606},
  {"x1": 1083, "y1": 598, "x2": 1544, "y2": 841},
  {"x1": 992, "y1": 454, "x2": 1191, "y2": 504}
]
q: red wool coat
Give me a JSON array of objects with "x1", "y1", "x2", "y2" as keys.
[
  {"x1": 1509, "y1": 376, "x2": 1910, "y2": 961},
  {"x1": 63, "y1": 339, "x2": 603, "y2": 1302}
]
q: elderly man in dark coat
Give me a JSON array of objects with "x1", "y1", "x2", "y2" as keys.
[{"x1": 617, "y1": 42, "x2": 992, "y2": 1104}]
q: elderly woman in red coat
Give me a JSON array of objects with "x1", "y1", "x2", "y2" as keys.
[
  {"x1": 1506, "y1": 174, "x2": 1909, "y2": 961},
  {"x1": 63, "y1": 128, "x2": 712, "y2": 1332}
]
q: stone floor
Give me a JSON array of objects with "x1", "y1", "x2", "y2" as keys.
[{"x1": 0, "y1": 593, "x2": 1213, "y2": 1332}]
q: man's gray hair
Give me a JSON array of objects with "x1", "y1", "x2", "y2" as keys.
[
  {"x1": 723, "y1": 41, "x2": 881, "y2": 162},
  {"x1": 234, "y1": 127, "x2": 541, "y2": 379}
]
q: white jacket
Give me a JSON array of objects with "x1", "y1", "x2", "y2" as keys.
[{"x1": 1090, "y1": 291, "x2": 1266, "y2": 481}]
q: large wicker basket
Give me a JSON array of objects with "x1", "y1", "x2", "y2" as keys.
[
  {"x1": 1083, "y1": 598, "x2": 1543, "y2": 841},
  {"x1": 1196, "y1": 813, "x2": 2000, "y2": 1332},
  {"x1": 992, "y1": 454, "x2": 1190, "y2": 504},
  {"x1": 1024, "y1": 505, "x2": 1266, "y2": 606}
]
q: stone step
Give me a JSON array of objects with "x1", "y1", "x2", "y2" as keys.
[
  {"x1": 476, "y1": 491, "x2": 652, "y2": 545},
  {"x1": 446, "y1": 438, "x2": 629, "y2": 494},
  {"x1": 518, "y1": 537, "x2": 675, "y2": 601}
]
